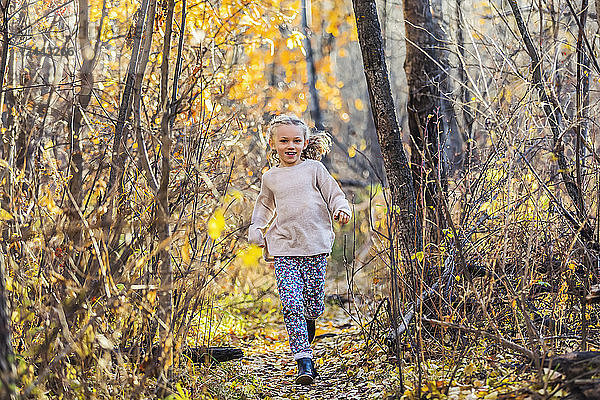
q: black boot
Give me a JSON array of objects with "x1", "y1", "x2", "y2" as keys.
[
  {"x1": 296, "y1": 357, "x2": 315, "y2": 385},
  {"x1": 306, "y1": 319, "x2": 316, "y2": 343}
]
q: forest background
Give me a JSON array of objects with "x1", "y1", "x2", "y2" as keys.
[{"x1": 1, "y1": 0, "x2": 600, "y2": 398}]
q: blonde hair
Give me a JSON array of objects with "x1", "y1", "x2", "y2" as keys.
[{"x1": 266, "y1": 114, "x2": 332, "y2": 165}]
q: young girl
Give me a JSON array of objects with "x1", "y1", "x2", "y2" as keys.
[{"x1": 248, "y1": 114, "x2": 351, "y2": 385}]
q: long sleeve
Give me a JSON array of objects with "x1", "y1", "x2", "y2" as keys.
[
  {"x1": 248, "y1": 179, "x2": 275, "y2": 246},
  {"x1": 315, "y1": 163, "x2": 352, "y2": 219}
]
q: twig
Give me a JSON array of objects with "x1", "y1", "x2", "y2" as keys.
[
  {"x1": 422, "y1": 317, "x2": 536, "y2": 360},
  {"x1": 506, "y1": 0, "x2": 585, "y2": 220}
]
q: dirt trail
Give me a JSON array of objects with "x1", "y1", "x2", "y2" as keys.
[{"x1": 238, "y1": 304, "x2": 398, "y2": 400}]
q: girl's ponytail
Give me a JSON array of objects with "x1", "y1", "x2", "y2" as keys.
[{"x1": 301, "y1": 130, "x2": 332, "y2": 161}]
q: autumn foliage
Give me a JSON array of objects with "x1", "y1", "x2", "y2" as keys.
[{"x1": 1, "y1": 0, "x2": 600, "y2": 398}]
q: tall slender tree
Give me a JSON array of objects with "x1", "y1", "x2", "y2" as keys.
[
  {"x1": 101, "y1": 0, "x2": 151, "y2": 277},
  {"x1": 575, "y1": 0, "x2": 590, "y2": 218},
  {"x1": 404, "y1": 0, "x2": 452, "y2": 236},
  {"x1": 0, "y1": 252, "x2": 15, "y2": 398},
  {"x1": 104, "y1": 0, "x2": 150, "y2": 209},
  {"x1": 352, "y1": 2, "x2": 420, "y2": 391},
  {"x1": 0, "y1": 0, "x2": 9, "y2": 105},
  {"x1": 301, "y1": 0, "x2": 324, "y2": 131},
  {"x1": 66, "y1": 0, "x2": 106, "y2": 244},
  {"x1": 0, "y1": 3, "x2": 15, "y2": 396},
  {"x1": 455, "y1": 0, "x2": 474, "y2": 171},
  {"x1": 351, "y1": 0, "x2": 421, "y2": 253}
]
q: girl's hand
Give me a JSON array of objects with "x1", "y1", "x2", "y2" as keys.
[{"x1": 334, "y1": 210, "x2": 350, "y2": 225}]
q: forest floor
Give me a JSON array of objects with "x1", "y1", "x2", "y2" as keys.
[
  {"x1": 180, "y1": 264, "x2": 599, "y2": 400},
  {"x1": 240, "y1": 303, "x2": 402, "y2": 400},
  {"x1": 187, "y1": 293, "x2": 571, "y2": 400},
  {"x1": 196, "y1": 300, "x2": 404, "y2": 400}
]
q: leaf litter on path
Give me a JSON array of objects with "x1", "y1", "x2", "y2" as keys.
[
  {"x1": 194, "y1": 292, "x2": 582, "y2": 400},
  {"x1": 198, "y1": 301, "x2": 402, "y2": 399}
]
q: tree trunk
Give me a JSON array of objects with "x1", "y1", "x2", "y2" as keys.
[
  {"x1": 575, "y1": 0, "x2": 589, "y2": 222},
  {"x1": 352, "y1": 7, "x2": 421, "y2": 381},
  {"x1": 66, "y1": 0, "x2": 102, "y2": 244},
  {"x1": 0, "y1": 251, "x2": 15, "y2": 399},
  {"x1": 156, "y1": 0, "x2": 176, "y2": 384},
  {"x1": 0, "y1": 0, "x2": 10, "y2": 165},
  {"x1": 100, "y1": 0, "x2": 150, "y2": 277},
  {"x1": 0, "y1": 4, "x2": 15, "y2": 396},
  {"x1": 456, "y1": 0, "x2": 474, "y2": 172},
  {"x1": 104, "y1": 0, "x2": 150, "y2": 210},
  {"x1": 351, "y1": 0, "x2": 421, "y2": 252},
  {"x1": 300, "y1": 0, "x2": 333, "y2": 169},
  {"x1": 0, "y1": 0, "x2": 9, "y2": 105},
  {"x1": 134, "y1": 0, "x2": 158, "y2": 191},
  {"x1": 430, "y1": 0, "x2": 463, "y2": 172},
  {"x1": 404, "y1": 0, "x2": 450, "y2": 238},
  {"x1": 301, "y1": 0, "x2": 323, "y2": 131}
]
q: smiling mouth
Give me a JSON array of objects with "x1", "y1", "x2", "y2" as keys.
[{"x1": 284, "y1": 152, "x2": 297, "y2": 157}]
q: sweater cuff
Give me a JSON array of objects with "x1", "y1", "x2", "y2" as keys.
[
  {"x1": 335, "y1": 206, "x2": 352, "y2": 219},
  {"x1": 247, "y1": 226, "x2": 265, "y2": 246}
]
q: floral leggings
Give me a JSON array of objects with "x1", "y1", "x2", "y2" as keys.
[{"x1": 274, "y1": 254, "x2": 327, "y2": 360}]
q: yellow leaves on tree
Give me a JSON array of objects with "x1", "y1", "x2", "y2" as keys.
[
  {"x1": 0, "y1": 208, "x2": 12, "y2": 221},
  {"x1": 181, "y1": 235, "x2": 192, "y2": 265},
  {"x1": 237, "y1": 244, "x2": 263, "y2": 267},
  {"x1": 354, "y1": 98, "x2": 364, "y2": 111},
  {"x1": 285, "y1": 31, "x2": 306, "y2": 54},
  {"x1": 212, "y1": 0, "x2": 356, "y2": 117},
  {"x1": 38, "y1": 192, "x2": 62, "y2": 215},
  {"x1": 223, "y1": 189, "x2": 244, "y2": 204},
  {"x1": 208, "y1": 208, "x2": 226, "y2": 239},
  {"x1": 348, "y1": 145, "x2": 356, "y2": 158}
]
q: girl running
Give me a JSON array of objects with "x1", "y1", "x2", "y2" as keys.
[{"x1": 248, "y1": 114, "x2": 351, "y2": 385}]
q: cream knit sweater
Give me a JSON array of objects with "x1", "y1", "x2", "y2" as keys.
[{"x1": 248, "y1": 159, "x2": 352, "y2": 256}]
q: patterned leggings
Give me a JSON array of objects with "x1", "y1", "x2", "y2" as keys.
[{"x1": 274, "y1": 254, "x2": 327, "y2": 360}]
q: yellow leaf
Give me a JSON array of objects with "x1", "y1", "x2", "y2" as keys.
[
  {"x1": 135, "y1": 257, "x2": 146, "y2": 272},
  {"x1": 410, "y1": 251, "x2": 424, "y2": 262},
  {"x1": 348, "y1": 145, "x2": 356, "y2": 158},
  {"x1": 147, "y1": 290, "x2": 157, "y2": 305},
  {"x1": 239, "y1": 244, "x2": 262, "y2": 266},
  {"x1": 207, "y1": 208, "x2": 226, "y2": 239},
  {"x1": 286, "y1": 37, "x2": 295, "y2": 50},
  {"x1": 182, "y1": 235, "x2": 191, "y2": 265},
  {"x1": 239, "y1": 14, "x2": 254, "y2": 26},
  {"x1": 0, "y1": 208, "x2": 13, "y2": 221},
  {"x1": 464, "y1": 362, "x2": 475, "y2": 376},
  {"x1": 354, "y1": 98, "x2": 364, "y2": 110},
  {"x1": 230, "y1": 189, "x2": 243, "y2": 201}
]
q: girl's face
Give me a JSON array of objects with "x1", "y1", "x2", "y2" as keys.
[{"x1": 270, "y1": 124, "x2": 309, "y2": 167}]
